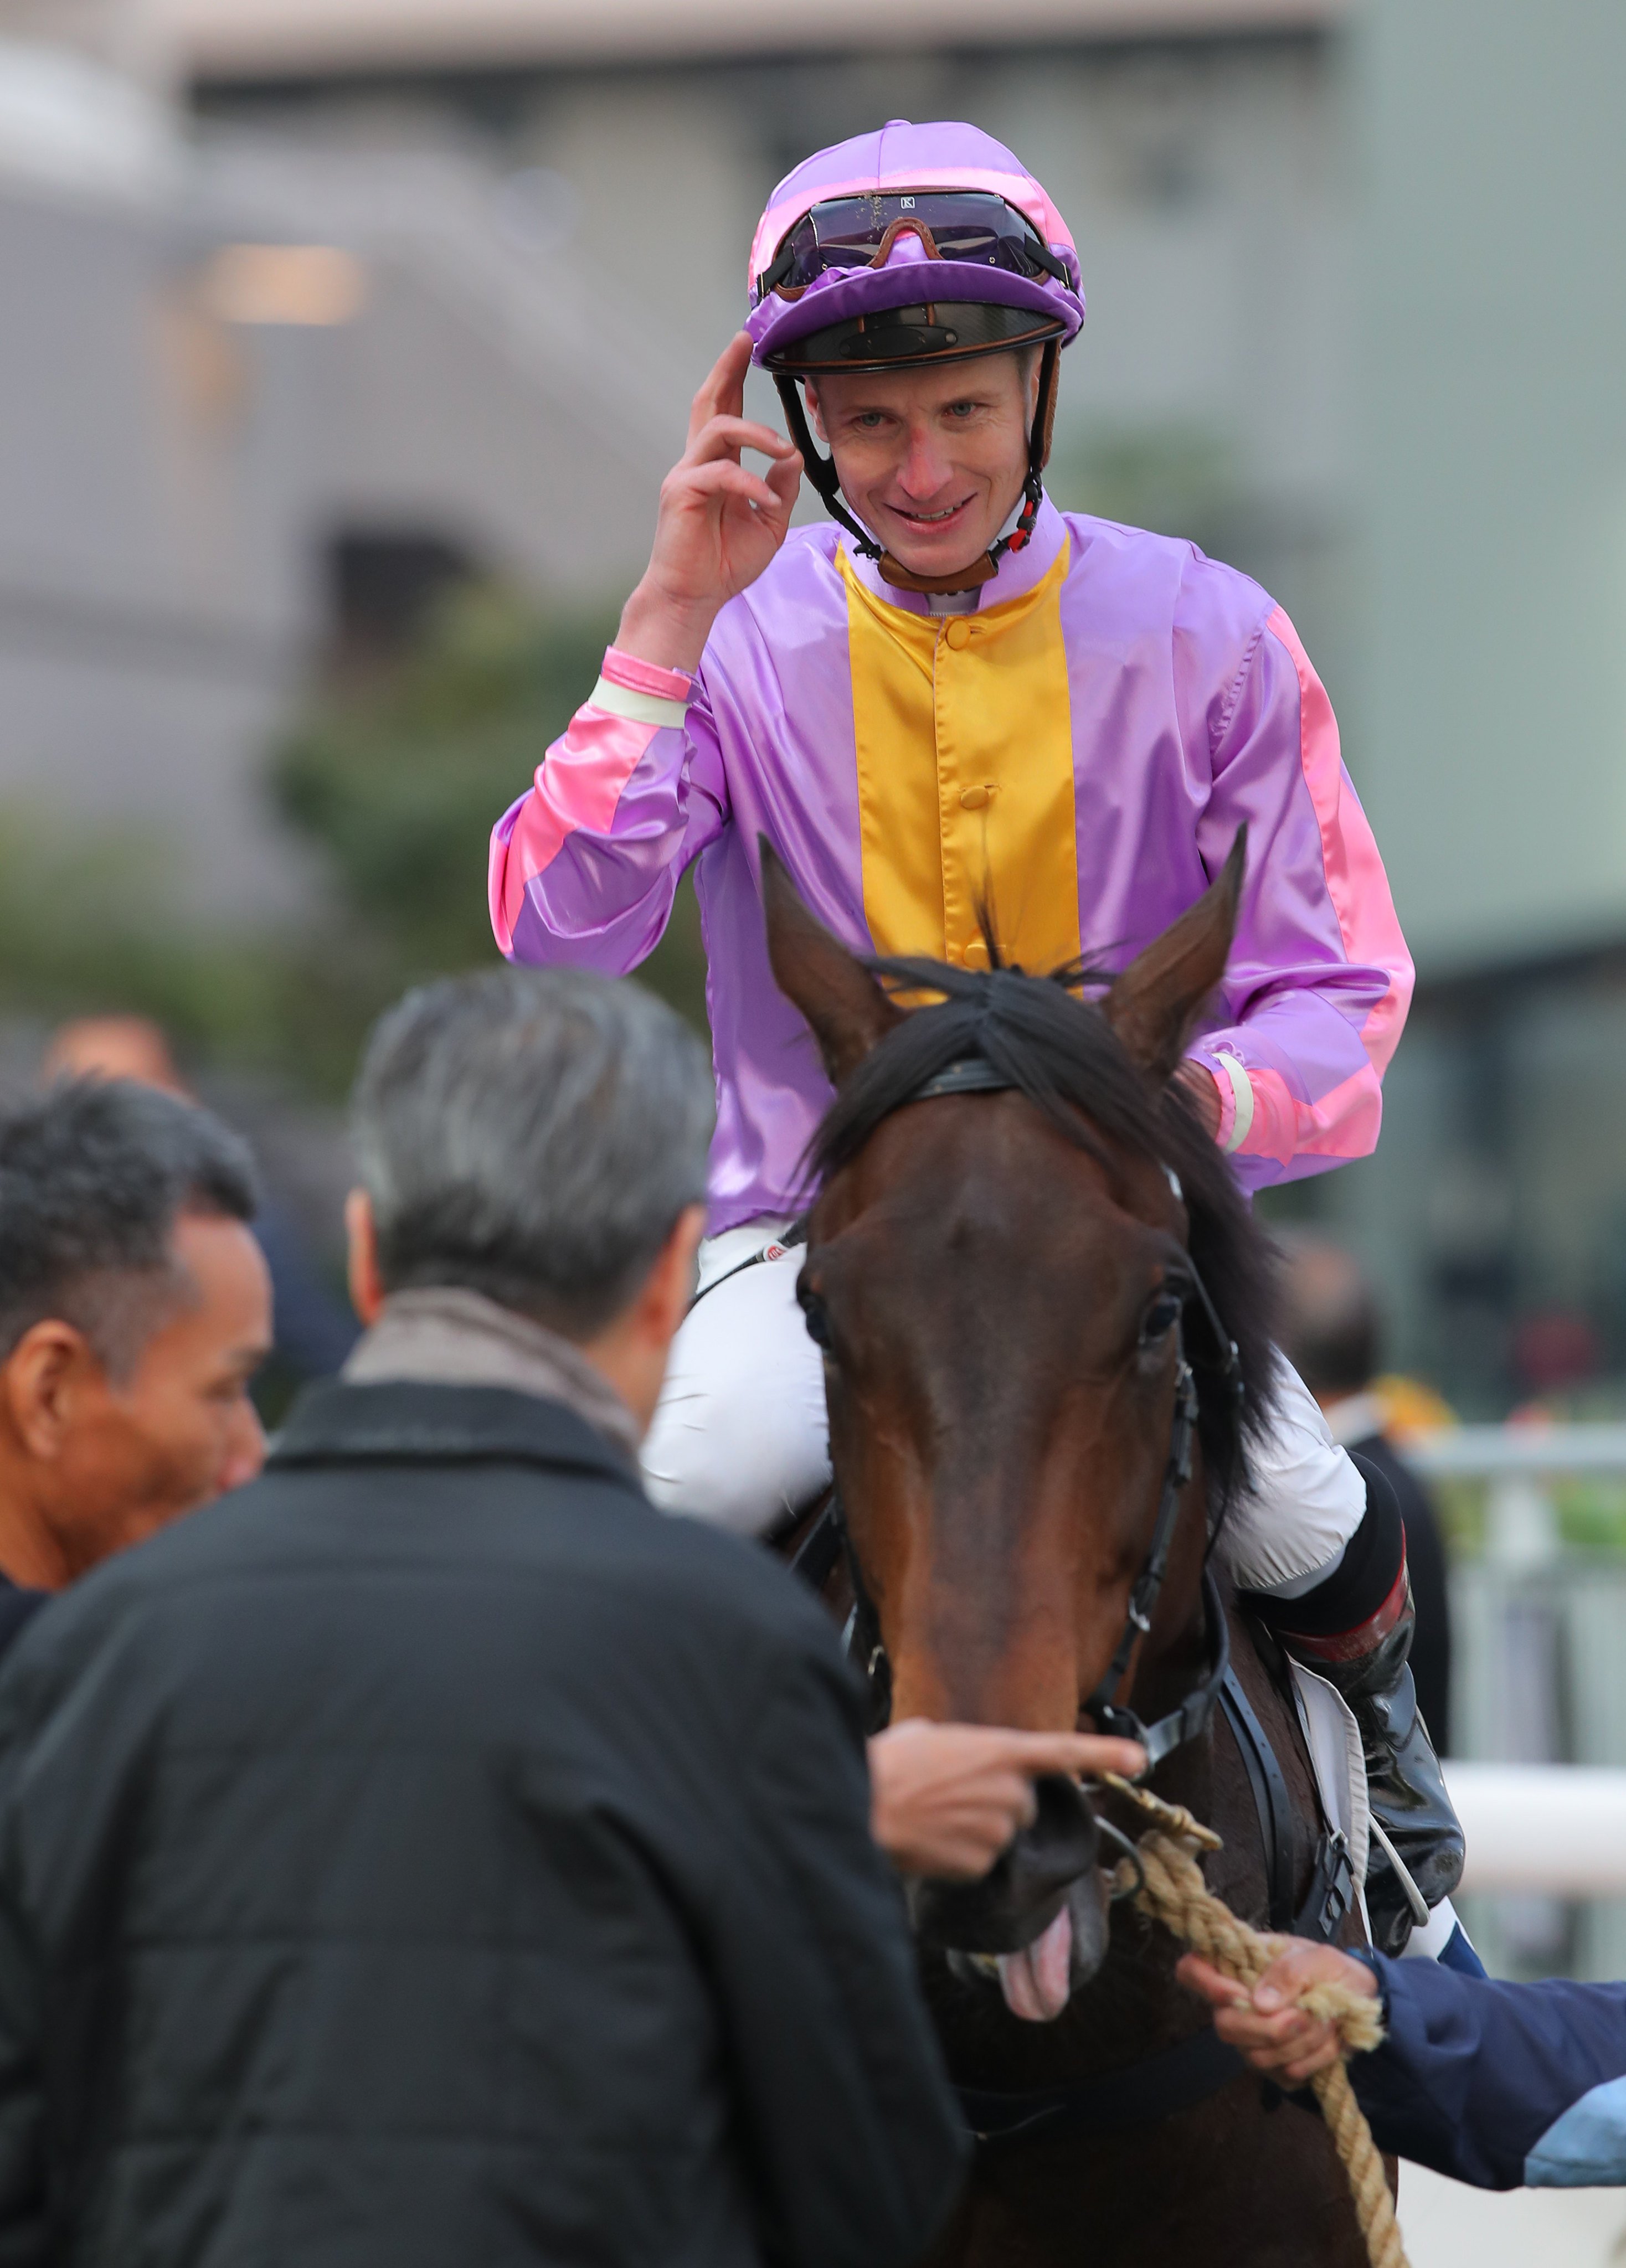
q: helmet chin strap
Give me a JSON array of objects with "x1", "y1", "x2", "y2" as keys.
[{"x1": 774, "y1": 340, "x2": 1059, "y2": 598}]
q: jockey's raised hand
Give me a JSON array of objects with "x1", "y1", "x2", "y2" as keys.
[{"x1": 617, "y1": 331, "x2": 802, "y2": 674}]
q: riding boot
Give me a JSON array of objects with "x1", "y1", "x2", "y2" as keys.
[
  {"x1": 1250, "y1": 1455, "x2": 1465, "y2": 1956},
  {"x1": 1282, "y1": 1596, "x2": 1464, "y2": 1955}
]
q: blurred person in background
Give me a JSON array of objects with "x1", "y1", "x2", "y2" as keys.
[
  {"x1": 43, "y1": 1015, "x2": 357, "y2": 1385},
  {"x1": 488, "y1": 118, "x2": 1460, "y2": 1955},
  {"x1": 1277, "y1": 1230, "x2": 1453, "y2": 1752},
  {"x1": 0, "y1": 966, "x2": 1140, "y2": 2268},
  {"x1": 0, "y1": 1079, "x2": 269, "y2": 1657}
]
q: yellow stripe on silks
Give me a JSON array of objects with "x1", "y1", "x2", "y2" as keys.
[{"x1": 841, "y1": 542, "x2": 1081, "y2": 977}]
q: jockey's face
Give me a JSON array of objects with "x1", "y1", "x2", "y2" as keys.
[{"x1": 806, "y1": 350, "x2": 1041, "y2": 578}]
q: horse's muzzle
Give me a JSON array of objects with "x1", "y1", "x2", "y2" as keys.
[{"x1": 909, "y1": 1773, "x2": 1102, "y2": 1955}]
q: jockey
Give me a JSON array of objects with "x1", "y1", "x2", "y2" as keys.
[{"x1": 488, "y1": 118, "x2": 1458, "y2": 1954}]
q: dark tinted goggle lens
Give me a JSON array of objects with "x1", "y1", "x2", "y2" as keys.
[{"x1": 765, "y1": 193, "x2": 1058, "y2": 294}]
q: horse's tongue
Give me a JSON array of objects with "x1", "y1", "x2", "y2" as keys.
[{"x1": 996, "y1": 1905, "x2": 1073, "y2": 2023}]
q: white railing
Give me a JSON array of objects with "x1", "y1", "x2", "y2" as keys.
[
  {"x1": 1448, "y1": 1765, "x2": 1626, "y2": 1895},
  {"x1": 1399, "y1": 1428, "x2": 1626, "y2": 1970},
  {"x1": 1412, "y1": 1425, "x2": 1626, "y2": 1568},
  {"x1": 1409, "y1": 1425, "x2": 1626, "y2": 1479}
]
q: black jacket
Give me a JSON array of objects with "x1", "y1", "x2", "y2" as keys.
[
  {"x1": 0, "y1": 1382, "x2": 965, "y2": 2267},
  {"x1": 0, "y1": 1572, "x2": 44, "y2": 1661}
]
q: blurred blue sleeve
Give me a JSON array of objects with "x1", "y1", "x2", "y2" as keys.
[
  {"x1": 1352, "y1": 1955, "x2": 1626, "y2": 2188},
  {"x1": 253, "y1": 1202, "x2": 358, "y2": 1379}
]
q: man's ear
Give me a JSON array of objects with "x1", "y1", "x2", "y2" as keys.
[
  {"x1": 2, "y1": 1320, "x2": 95, "y2": 1462},
  {"x1": 639, "y1": 1203, "x2": 707, "y2": 1353},
  {"x1": 803, "y1": 380, "x2": 827, "y2": 447},
  {"x1": 1103, "y1": 827, "x2": 1247, "y2": 1086},
  {"x1": 345, "y1": 1188, "x2": 385, "y2": 1326},
  {"x1": 760, "y1": 838, "x2": 903, "y2": 1089}
]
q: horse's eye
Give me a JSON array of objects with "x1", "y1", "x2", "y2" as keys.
[
  {"x1": 799, "y1": 1290, "x2": 835, "y2": 1351},
  {"x1": 1141, "y1": 1292, "x2": 1184, "y2": 1345}
]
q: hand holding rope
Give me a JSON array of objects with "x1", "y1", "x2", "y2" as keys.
[{"x1": 1098, "y1": 1773, "x2": 1407, "y2": 2268}]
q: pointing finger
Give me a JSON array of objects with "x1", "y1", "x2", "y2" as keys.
[
  {"x1": 687, "y1": 331, "x2": 753, "y2": 445},
  {"x1": 989, "y1": 1732, "x2": 1148, "y2": 1781}
]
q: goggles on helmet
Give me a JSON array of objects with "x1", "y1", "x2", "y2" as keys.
[{"x1": 753, "y1": 190, "x2": 1069, "y2": 302}]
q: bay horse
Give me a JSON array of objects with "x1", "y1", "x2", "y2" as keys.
[{"x1": 760, "y1": 836, "x2": 1381, "y2": 2267}]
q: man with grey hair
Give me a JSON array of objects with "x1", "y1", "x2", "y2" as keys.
[{"x1": 0, "y1": 966, "x2": 974, "y2": 2268}]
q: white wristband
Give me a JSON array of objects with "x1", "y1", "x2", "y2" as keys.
[
  {"x1": 587, "y1": 676, "x2": 690, "y2": 729},
  {"x1": 1214, "y1": 1053, "x2": 1254, "y2": 1154}
]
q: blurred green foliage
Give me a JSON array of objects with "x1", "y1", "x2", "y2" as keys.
[
  {"x1": 1048, "y1": 423, "x2": 1241, "y2": 553},
  {"x1": 1555, "y1": 1482, "x2": 1626, "y2": 1554},
  {"x1": 0, "y1": 587, "x2": 709, "y2": 1100},
  {"x1": 1426, "y1": 1473, "x2": 1626, "y2": 1561},
  {"x1": 271, "y1": 585, "x2": 709, "y2": 1053},
  {"x1": 0, "y1": 807, "x2": 382, "y2": 1095}
]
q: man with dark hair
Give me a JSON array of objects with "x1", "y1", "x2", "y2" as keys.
[
  {"x1": 1277, "y1": 1231, "x2": 1453, "y2": 1751},
  {"x1": 0, "y1": 1078, "x2": 270, "y2": 1649},
  {"x1": 0, "y1": 967, "x2": 1017, "y2": 2268}
]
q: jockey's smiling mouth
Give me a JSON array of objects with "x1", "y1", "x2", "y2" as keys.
[{"x1": 806, "y1": 353, "x2": 1041, "y2": 579}]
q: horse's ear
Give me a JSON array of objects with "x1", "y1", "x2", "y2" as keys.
[
  {"x1": 1102, "y1": 827, "x2": 1246, "y2": 1085},
  {"x1": 760, "y1": 838, "x2": 903, "y2": 1087}
]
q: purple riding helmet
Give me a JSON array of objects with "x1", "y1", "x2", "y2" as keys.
[{"x1": 746, "y1": 119, "x2": 1086, "y2": 591}]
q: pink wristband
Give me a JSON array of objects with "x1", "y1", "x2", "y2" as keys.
[{"x1": 600, "y1": 646, "x2": 695, "y2": 703}]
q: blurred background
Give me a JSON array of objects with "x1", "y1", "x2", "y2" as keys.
[{"x1": 3, "y1": 0, "x2": 1626, "y2": 2053}]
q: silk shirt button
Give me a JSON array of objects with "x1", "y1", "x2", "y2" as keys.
[
  {"x1": 963, "y1": 939, "x2": 991, "y2": 970},
  {"x1": 944, "y1": 619, "x2": 972, "y2": 650},
  {"x1": 959, "y1": 785, "x2": 991, "y2": 810}
]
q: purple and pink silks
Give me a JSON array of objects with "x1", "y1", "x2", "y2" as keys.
[{"x1": 490, "y1": 494, "x2": 1412, "y2": 1236}]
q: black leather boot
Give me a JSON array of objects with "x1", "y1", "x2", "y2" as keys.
[
  {"x1": 1289, "y1": 1593, "x2": 1464, "y2": 1956},
  {"x1": 1252, "y1": 1453, "x2": 1465, "y2": 1956}
]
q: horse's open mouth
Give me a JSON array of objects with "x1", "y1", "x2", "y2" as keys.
[
  {"x1": 961, "y1": 1873, "x2": 1111, "y2": 2022},
  {"x1": 914, "y1": 1773, "x2": 1108, "y2": 2019},
  {"x1": 995, "y1": 1899, "x2": 1077, "y2": 2023}
]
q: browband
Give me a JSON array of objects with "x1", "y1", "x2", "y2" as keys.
[{"x1": 910, "y1": 1058, "x2": 1015, "y2": 1102}]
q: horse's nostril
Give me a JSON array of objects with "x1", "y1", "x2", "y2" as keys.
[{"x1": 910, "y1": 1775, "x2": 1101, "y2": 1955}]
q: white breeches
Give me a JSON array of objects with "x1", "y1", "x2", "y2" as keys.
[
  {"x1": 641, "y1": 1220, "x2": 1367, "y2": 1594},
  {"x1": 641, "y1": 1224, "x2": 832, "y2": 1539}
]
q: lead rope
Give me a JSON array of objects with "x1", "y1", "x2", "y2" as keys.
[{"x1": 1098, "y1": 1774, "x2": 1407, "y2": 2268}]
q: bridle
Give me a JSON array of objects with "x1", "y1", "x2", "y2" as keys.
[{"x1": 796, "y1": 1053, "x2": 1248, "y2": 1774}]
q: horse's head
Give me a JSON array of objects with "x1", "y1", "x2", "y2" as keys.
[{"x1": 762, "y1": 837, "x2": 1274, "y2": 2020}]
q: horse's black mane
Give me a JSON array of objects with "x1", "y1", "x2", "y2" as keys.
[{"x1": 807, "y1": 951, "x2": 1279, "y2": 1508}]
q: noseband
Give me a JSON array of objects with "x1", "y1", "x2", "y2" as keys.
[{"x1": 801, "y1": 1053, "x2": 1247, "y2": 1773}]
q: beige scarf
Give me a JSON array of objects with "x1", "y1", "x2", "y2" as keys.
[{"x1": 343, "y1": 1285, "x2": 640, "y2": 1462}]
